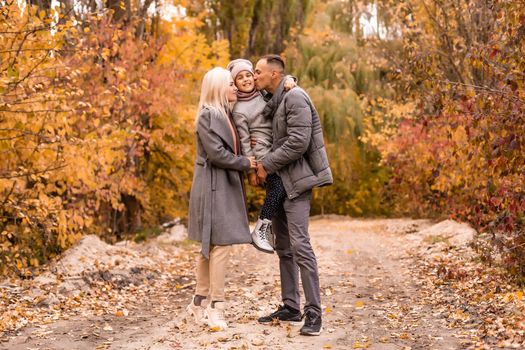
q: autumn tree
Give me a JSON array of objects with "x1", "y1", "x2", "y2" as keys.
[
  {"x1": 0, "y1": 0, "x2": 229, "y2": 276},
  {"x1": 364, "y1": 0, "x2": 525, "y2": 276},
  {"x1": 283, "y1": 0, "x2": 397, "y2": 216},
  {"x1": 189, "y1": 0, "x2": 312, "y2": 57}
]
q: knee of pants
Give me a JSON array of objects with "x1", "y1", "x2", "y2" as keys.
[
  {"x1": 290, "y1": 241, "x2": 316, "y2": 263},
  {"x1": 276, "y1": 247, "x2": 294, "y2": 259}
]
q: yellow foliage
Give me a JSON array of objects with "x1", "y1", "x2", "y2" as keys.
[{"x1": 0, "y1": 1, "x2": 229, "y2": 276}]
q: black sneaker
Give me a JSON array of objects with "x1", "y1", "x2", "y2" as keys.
[
  {"x1": 258, "y1": 304, "x2": 302, "y2": 323},
  {"x1": 300, "y1": 309, "x2": 322, "y2": 336}
]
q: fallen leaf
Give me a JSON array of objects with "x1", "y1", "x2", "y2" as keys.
[
  {"x1": 451, "y1": 310, "x2": 470, "y2": 321},
  {"x1": 353, "y1": 341, "x2": 370, "y2": 348},
  {"x1": 355, "y1": 301, "x2": 365, "y2": 310}
]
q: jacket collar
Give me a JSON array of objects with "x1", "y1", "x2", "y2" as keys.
[
  {"x1": 262, "y1": 78, "x2": 287, "y2": 119},
  {"x1": 208, "y1": 107, "x2": 235, "y2": 151}
]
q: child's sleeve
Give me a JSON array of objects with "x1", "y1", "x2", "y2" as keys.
[{"x1": 232, "y1": 111, "x2": 254, "y2": 158}]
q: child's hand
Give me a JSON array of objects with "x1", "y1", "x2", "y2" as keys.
[
  {"x1": 250, "y1": 137, "x2": 257, "y2": 148},
  {"x1": 283, "y1": 77, "x2": 297, "y2": 91},
  {"x1": 257, "y1": 163, "x2": 268, "y2": 183},
  {"x1": 248, "y1": 172, "x2": 258, "y2": 186}
]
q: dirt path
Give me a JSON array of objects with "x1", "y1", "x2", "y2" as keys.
[{"x1": 2, "y1": 218, "x2": 467, "y2": 349}]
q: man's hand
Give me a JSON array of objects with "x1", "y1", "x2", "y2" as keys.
[
  {"x1": 248, "y1": 172, "x2": 258, "y2": 186},
  {"x1": 257, "y1": 163, "x2": 268, "y2": 184}
]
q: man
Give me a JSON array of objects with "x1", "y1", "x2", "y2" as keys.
[{"x1": 253, "y1": 54, "x2": 333, "y2": 336}]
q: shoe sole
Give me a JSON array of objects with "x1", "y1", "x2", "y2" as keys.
[
  {"x1": 204, "y1": 308, "x2": 228, "y2": 330},
  {"x1": 258, "y1": 318, "x2": 303, "y2": 324},
  {"x1": 300, "y1": 326, "x2": 323, "y2": 336},
  {"x1": 206, "y1": 323, "x2": 228, "y2": 331},
  {"x1": 186, "y1": 305, "x2": 204, "y2": 324},
  {"x1": 251, "y1": 241, "x2": 274, "y2": 254}
]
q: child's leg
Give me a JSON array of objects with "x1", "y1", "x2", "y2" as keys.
[
  {"x1": 252, "y1": 174, "x2": 287, "y2": 253},
  {"x1": 259, "y1": 173, "x2": 287, "y2": 220}
]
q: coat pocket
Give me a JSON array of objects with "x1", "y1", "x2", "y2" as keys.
[
  {"x1": 196, "y1": 155, "x2": 208, "y2": 167},
  {"x1": 211, "y1": 167, "x2": 217, "y2": 191},
  {"x1": 306, "y1": 146, "x2": 329, "y2": 175},
  {"x1": 287, "y1": 157, "x2": 314, "y2": 182},
  {"x1": 306, "y1": 133, "x2": 329, "y2": 175}
]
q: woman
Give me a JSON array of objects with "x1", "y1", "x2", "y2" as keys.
[{"x1": 187, "y1": 67, "x2": 257, "y2": 331}]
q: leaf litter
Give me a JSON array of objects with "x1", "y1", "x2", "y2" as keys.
[{"x1": 1, "y1": 218, "x2": 524, "y2": 349}]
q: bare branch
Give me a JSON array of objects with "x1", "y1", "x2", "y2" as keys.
[
  {"x1": 429, "y1": 78, "x2": 525, "y2": 104},
  {"x1": 0, "y1": 163, "x2": 68, "y2": 180}
]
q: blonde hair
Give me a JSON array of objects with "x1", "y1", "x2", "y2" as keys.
[{"x1": 196, "y1": 67, "x2": 233, "y2": 125}]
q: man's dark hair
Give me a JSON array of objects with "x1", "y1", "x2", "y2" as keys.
[{"x1": 262, "y1": 54, "x2": 285, "y2": 72}]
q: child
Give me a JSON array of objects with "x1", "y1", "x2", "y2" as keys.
[{"x1": 227, "y1": 59, "x2": 295, "y2": 254}]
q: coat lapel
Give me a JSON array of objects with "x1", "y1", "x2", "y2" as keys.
[{"x1": 209, "y1": 109, "x2": 235, "y2": 152}]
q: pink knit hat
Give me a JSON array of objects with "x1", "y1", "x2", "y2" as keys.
[{"x1": 227, "y1": 58, "x2": 254, "y2": 80}]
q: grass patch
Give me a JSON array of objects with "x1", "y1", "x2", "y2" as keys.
[
  {"x1": 424, "y1": 234, "x2": 450, "y2": 245},
  {"x1": 133, "y1": 227, "x2": 163, "y2": 243}
]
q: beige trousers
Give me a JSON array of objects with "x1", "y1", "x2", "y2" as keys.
[{"x1": 195, "y1": 245, "x2": 232, "y2": 301}]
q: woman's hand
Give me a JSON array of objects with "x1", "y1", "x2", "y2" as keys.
[
  {"x1": 283, "y1": 77, "x2": 297, "y2": 91},
  {"x1": 247, "y1": 156, "x2": 257, "y2": 169},
  {"x1": 248, "y1": 172, "x2": 258, "y2": 186}
]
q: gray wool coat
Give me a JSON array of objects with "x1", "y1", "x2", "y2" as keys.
[
  {"x1": 262, "y1": 81, "x2": 333, "y2": 200},
  {"x1": 188, "y1": 106, "x2": 253, "y2": 258}
]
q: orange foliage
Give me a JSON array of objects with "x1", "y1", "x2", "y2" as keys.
[
  {"x1": 370, "y1": 0, "x2": 525, "y2": 276},
  {"x1": 0, "y1": 1, "x2": 229, "y2": 276}
]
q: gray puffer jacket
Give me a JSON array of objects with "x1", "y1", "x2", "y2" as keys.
[{"x1": 262, "y1": 80, "x2": 333, "y2": 199}]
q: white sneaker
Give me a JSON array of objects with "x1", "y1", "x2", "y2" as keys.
[
  {"x1": 186, "y1": 296, "x2": 206, "y2": 324},
  {"x1": 251, "y1": 218, "x2": 274, "y2": 254},
  {"x1": 204, "y1": 302, "x2": 228, "y2": 331}
]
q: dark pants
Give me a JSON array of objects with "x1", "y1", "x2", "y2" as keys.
[
  {"x1": 272, "y1": 190, "x2": 321, "y2": 314},
  {"x1": 259, "y1": 173, "x2": 286, "y2": 220}
]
